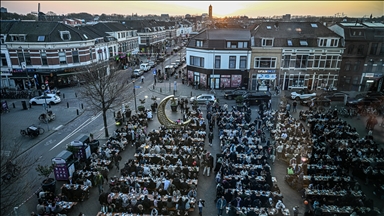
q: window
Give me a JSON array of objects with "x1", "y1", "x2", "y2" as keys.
[
  {"x1": 90, "y1": 48, "x2": 94, "y2": 60},
  {"x1": 311, "y1": 23, "x2": 318, "y2": 28},
  {"x1": 287, "y1": 40, "x2": 293, "y2": 46},
  {"x1": 377, "y1": 63, "x2": 383, "y2": 73},
  {"x1": 41, "y1": 52, "x2": 48, "y2": 65},
  {"x1": 60, "y1": 31, "x2": 71, "y2": 41},
  {"x1": 370, "y1": 43, "x2": 378, "y2": 55},
  {"x1": 23, "y1": 52, "x2": 31, "y2": 66},
  {"x1": 227, "y1": 41, "x2": 239, "y2": 48},
  {"x1": 347, "y1": 45, "x2": 354, "y2": 54},
  {"x1": 59, "y1": 51, "x2": 67, "y2": 64},
  {"x1": 283, "y1": 55, "x2": 291, "y2": 68},
  {"x1": 295, "y1": 55, "x2": 308, "y2": 68},
  {"x1": 261, "y1": 39, "x2": 273, "y2": 46},
  {"x1": 299, "y1": 40, "x2": 308, "y2": 46},
  {"x1": 0, "y1": 35, "x2": 4, "y2": 44},
  {"x1": 238, "y1": 42, "x2": 244, "y2": 48},
  {"x1": 330, "y1": 39, "x2": 338, "y2": 47},
  {"x1": 239, "y1": 56, "x2": 247, "y2": 69},
  {"x1": 229, "y1": 56, "x2": 236, "y2": 68},
  {"x1": 190, "y1": 56, "x2": 204, "y2": 67},
  {"x1": 319, "y1": 39, "x2": 326, "y2": 47},
  {"x1": 17, "y1": 52, "x2": 24, "y2": 65},
  {"x1": 1, "y1": 53, "x2": 7, "y2": 67},
  {"x1": 11, "y1": 35, "x2": 25, "y2": 42},
  {"x1": 357, "y1": 45, "x2": 364, "y2": 55},
  {"x1": 266, "y1": 26, "x2": 272, "y2": 30},
  {"x1": 254, "y1": 57, "x2": 276, "y2": 68},
  {"x1": 37, "y1": 36, "x2": 45, "y2": 42},
  {"x1": 72, "y1": 50, "x2": 79, "y2": 63},
  {"x1": 345, "y1": 62, "x2": 351, "y2": 71},
  {"x1": 196, "y1": 40, "x2": 203, "y2": 47},
  {"x1": 380, "y1": 43, "x2": 384, "y2": 55},
  {"x1": 214, "y1": 56, "x2": 221, "y2": 68},
  {"x1": 353, "y1": 61, "x2": 360, "y2": 71}
]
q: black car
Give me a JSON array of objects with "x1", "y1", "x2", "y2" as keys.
[
  {"x1": 346, "y1": 97, "x2": 381, "y2": 107},
  {"x1": 300, "y1": 97, "x2": 331, "y2": 107},
  {"x1": 322, "y1": 92, "x2": 348, "y2": 101},
  {"x1": 242, "y1": 92, "x2": 271, "y2": 105},
  {"x1": 224, "y1": 89, "x2": 248, "y2": 100}
]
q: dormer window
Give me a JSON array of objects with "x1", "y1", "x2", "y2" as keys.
[
  {"x1": 287, "y1": 39, "x2": 293, "y2": 46},
  {"x1": 300, "y1": 40, "x2": 308, "y2": 46},
  {"x1": 196, "y1": 40, "x2": 203, "y2": 47},
  {"x1": 262, "y1": 38, "x2": 273, "y2": 47},
  {"x1": 60, "y1": 31, "x2": 71, "y2": 41},
  {"x1": 37, "y1": 36, "x2": 45, "y2": 42},
  {"x1": 11, "y1": 35, "x2": 26, "y2": 42}
]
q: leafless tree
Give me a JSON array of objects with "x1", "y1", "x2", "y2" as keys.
[
  {"x1": 0, "y1": 133, "x2": 40, "y2": 215},
  {"x1": 77, "y1": 61, "x2": 131, "y2": 137}
]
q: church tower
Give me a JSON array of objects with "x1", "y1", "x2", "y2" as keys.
[{"x1": 209, "y1": 5, "x2": 212, "y2": 19}]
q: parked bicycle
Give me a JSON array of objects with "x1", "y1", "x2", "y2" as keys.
[{"x1": 20, "y1": 125, "x2": 45, "y2": 138}]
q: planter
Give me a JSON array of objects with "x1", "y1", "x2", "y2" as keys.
[
  {"x1": 42, "y1": 178, "x2": 56, "y2": 193},
  {"x1": 138, "y1": 106, "x2": 145, "y2": 112},
  {"x1": 171, "y1": 105, "x2": 178, "y2": 112}
]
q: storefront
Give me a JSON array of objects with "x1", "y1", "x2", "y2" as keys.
[
  {"x1": 360, "y1": 73, "x2": 383, "y2": 92},
  {"x1": 187, "y1": 70, "x2": 244, "y2": 89},
  {"x1": 250, "y1": 69, "x2": 277, "y2": 91}
]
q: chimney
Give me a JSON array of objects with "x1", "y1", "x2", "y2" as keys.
[{"x1": 38, "y1": 3, "x2": 40, "y2": 13}]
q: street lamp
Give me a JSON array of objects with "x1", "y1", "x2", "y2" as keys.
[
  {"x1": 43, "y1": 92, "x2": 50, "y2": 131},
  {"x1": 132, "y1": 80, "x2": 137, "y2": 113},
  {"x1": 19, "y1": 47, "x2": 31, "y2": 89}
]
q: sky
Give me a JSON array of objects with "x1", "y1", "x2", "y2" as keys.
[{"x1": 1, "y1": 1, "x2": 383, "y2": 18}]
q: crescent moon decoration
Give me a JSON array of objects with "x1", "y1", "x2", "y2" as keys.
[{"x1": 157, "y1": 95, "x2": 192, "y2": 128}]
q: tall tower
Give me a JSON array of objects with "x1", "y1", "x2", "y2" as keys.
[{"x1": 209, "y1": 5, "x2": 212, "y2": 19}]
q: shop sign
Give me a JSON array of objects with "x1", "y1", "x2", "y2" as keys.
[
  {"x1": 365, "y1": 73, "x2": 374, "y2": 77},
  {"x1": 257, "y1": 70, "x2": 275, "y2": 73},
  {"x1": 12, "y1": 68, "x2": 36, "y2": 73},
  {"x1": 257, "y1": 74, "x2": 276, "y2": 79}
]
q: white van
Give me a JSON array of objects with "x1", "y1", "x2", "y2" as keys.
[{"x1": 140, "y1": 63, "x2": 151, "y2": 72}]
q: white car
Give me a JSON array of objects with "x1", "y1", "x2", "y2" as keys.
[
  {"x1": 291, "y1": 91, "x2": 316, "y2": 100},
  {"x1": 29, "y1": 94, "x2": 61, "y2": 105},
  {"x1": 190, "y1": 94, "x2": 216, "y2": 104}
]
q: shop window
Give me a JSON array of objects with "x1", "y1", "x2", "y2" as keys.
[
  {"x1": 59, "y1": 51, "x2": 67, "y2": 64},
  {"x1": 72, "y1": 50, "x2": 79, "y2": 63},
  {"x1": 41, "y1": 52, "x2": 48, "y2": 65},
  {"x1": 239, "y1": 56, "x2": 247, "y2": 69},
  {"x1": 1, "y1": 53, "x2": 7, "y2": 67},
  {"x1": 214, "y1": 56, "x2": 221, "y2": 68},
  {"x1": 254, "y1": 57, "x2": 276, "y2": 68},
  {"x1": 229, "y1": 56, "x2": 236, "y2": 69}
]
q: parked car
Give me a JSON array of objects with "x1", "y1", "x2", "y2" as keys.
[
  {"x1": 322, "y1": 92, "x2": 348, "y2": 101},
  {"x1": 131, "y1": 69, "x2": 144, "y2": 78},
  {"x1": 224, "y1": 89, "x2": 248, "y2": 100},
  {"x1": 300, "y1": 96, "x2": 331, "y2": 107},
  {"x1": 346, "y1": 97, "x2": 381, "y2": 107},
  {"x1": 242, "y1": 92, "x2": 271, "y2": 106},
  {"x1": 29, "y1": 94, "x2": 61, "y2": 105},
  {"x1": 190, "y1": 94, "x2": 216, "y2": 104},
  {"x1": 291, "y1": 90, "x2": 316, "y2": 100},
  {"x1": 140, "y1": 63, "x2": 151, "y2": 72},
  {"x1": 147, "y1": 61, "x2": 156, "y2": 68},
  {"x1": 365, "y1": 92, "x2": 384, "y2": 102}
]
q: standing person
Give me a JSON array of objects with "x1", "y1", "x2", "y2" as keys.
[
  {"x1": 270, "y1": 146, "x2": 276, "y2": 165},
  {"x1": 114, "y1": 153, "x2": 122, "y2": 171},
  {"x1": 286, "y1": 102, "x2": 291, "y2": 112},
  {"x1": 216, "y1": 196, "x2": 227, "y2": 216},
  {"x1": 276, "y1": 143, "x2": 283, "y2": 161},
  {"x1": 208, "y1": 131, "x2": 214, "y2": 147},
  {"x1": 94, "y1": 173, "x2": 105, "y2": 194},
  {"x1": 292, "y1": 101, "x2": 297, "y2": 113},
  {"x1": 141, "y1": 75, "x2": 144, "y2": 83},
  {"x1": 198, "y1": 199, "x2": 205, "y2": 216}
]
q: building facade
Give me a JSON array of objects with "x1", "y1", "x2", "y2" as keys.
[
  {"x1": 329, "y1": 22, "x2": 384, "y2": 92},
  {"x1": 186, "y1": 29, "x2": 251, "y2": 89},
  {"x1": 251, "y1": 22, "x2": 344, "y2": 91}
]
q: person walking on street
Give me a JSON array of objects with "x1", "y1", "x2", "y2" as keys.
[
  {"x1": 198, "y1": 199, "x2": 205, "y2": 216},
  {"x1": 208, "y1": 131, "x2": 214, "y2": 147},
  {"x1": 216, "y1": 196, "x2": 227, "y2": 216},
  {"x1": 94, "y1": 173, "x2": 105, "y2": 194},
  {"x1": 141, "y1": 75, "x2": 144, "y2": 83},
  {"x1": 292, "y1": 101, "x2": 297, "y2": 113},
  {"x1": 114, "y1": 153, "x2": 122, "y2": 171}
]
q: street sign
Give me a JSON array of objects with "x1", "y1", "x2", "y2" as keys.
[{"x1": 134, "y1": 86, "x2": 141, "y2": 89}]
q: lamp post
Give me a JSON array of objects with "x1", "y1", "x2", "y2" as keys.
[
  {"x1": 212, "y1": 48, "x2": 215, "y2": 92},
  {"x1": 132, "y1": 80, "x2": 137, "y2": 113},
  {"x1": 43, "y1": 92, "x2": 50, "y2": 131},
  {"x1": 19, "y1": 47, "x2": 31, "y2": 89}
]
